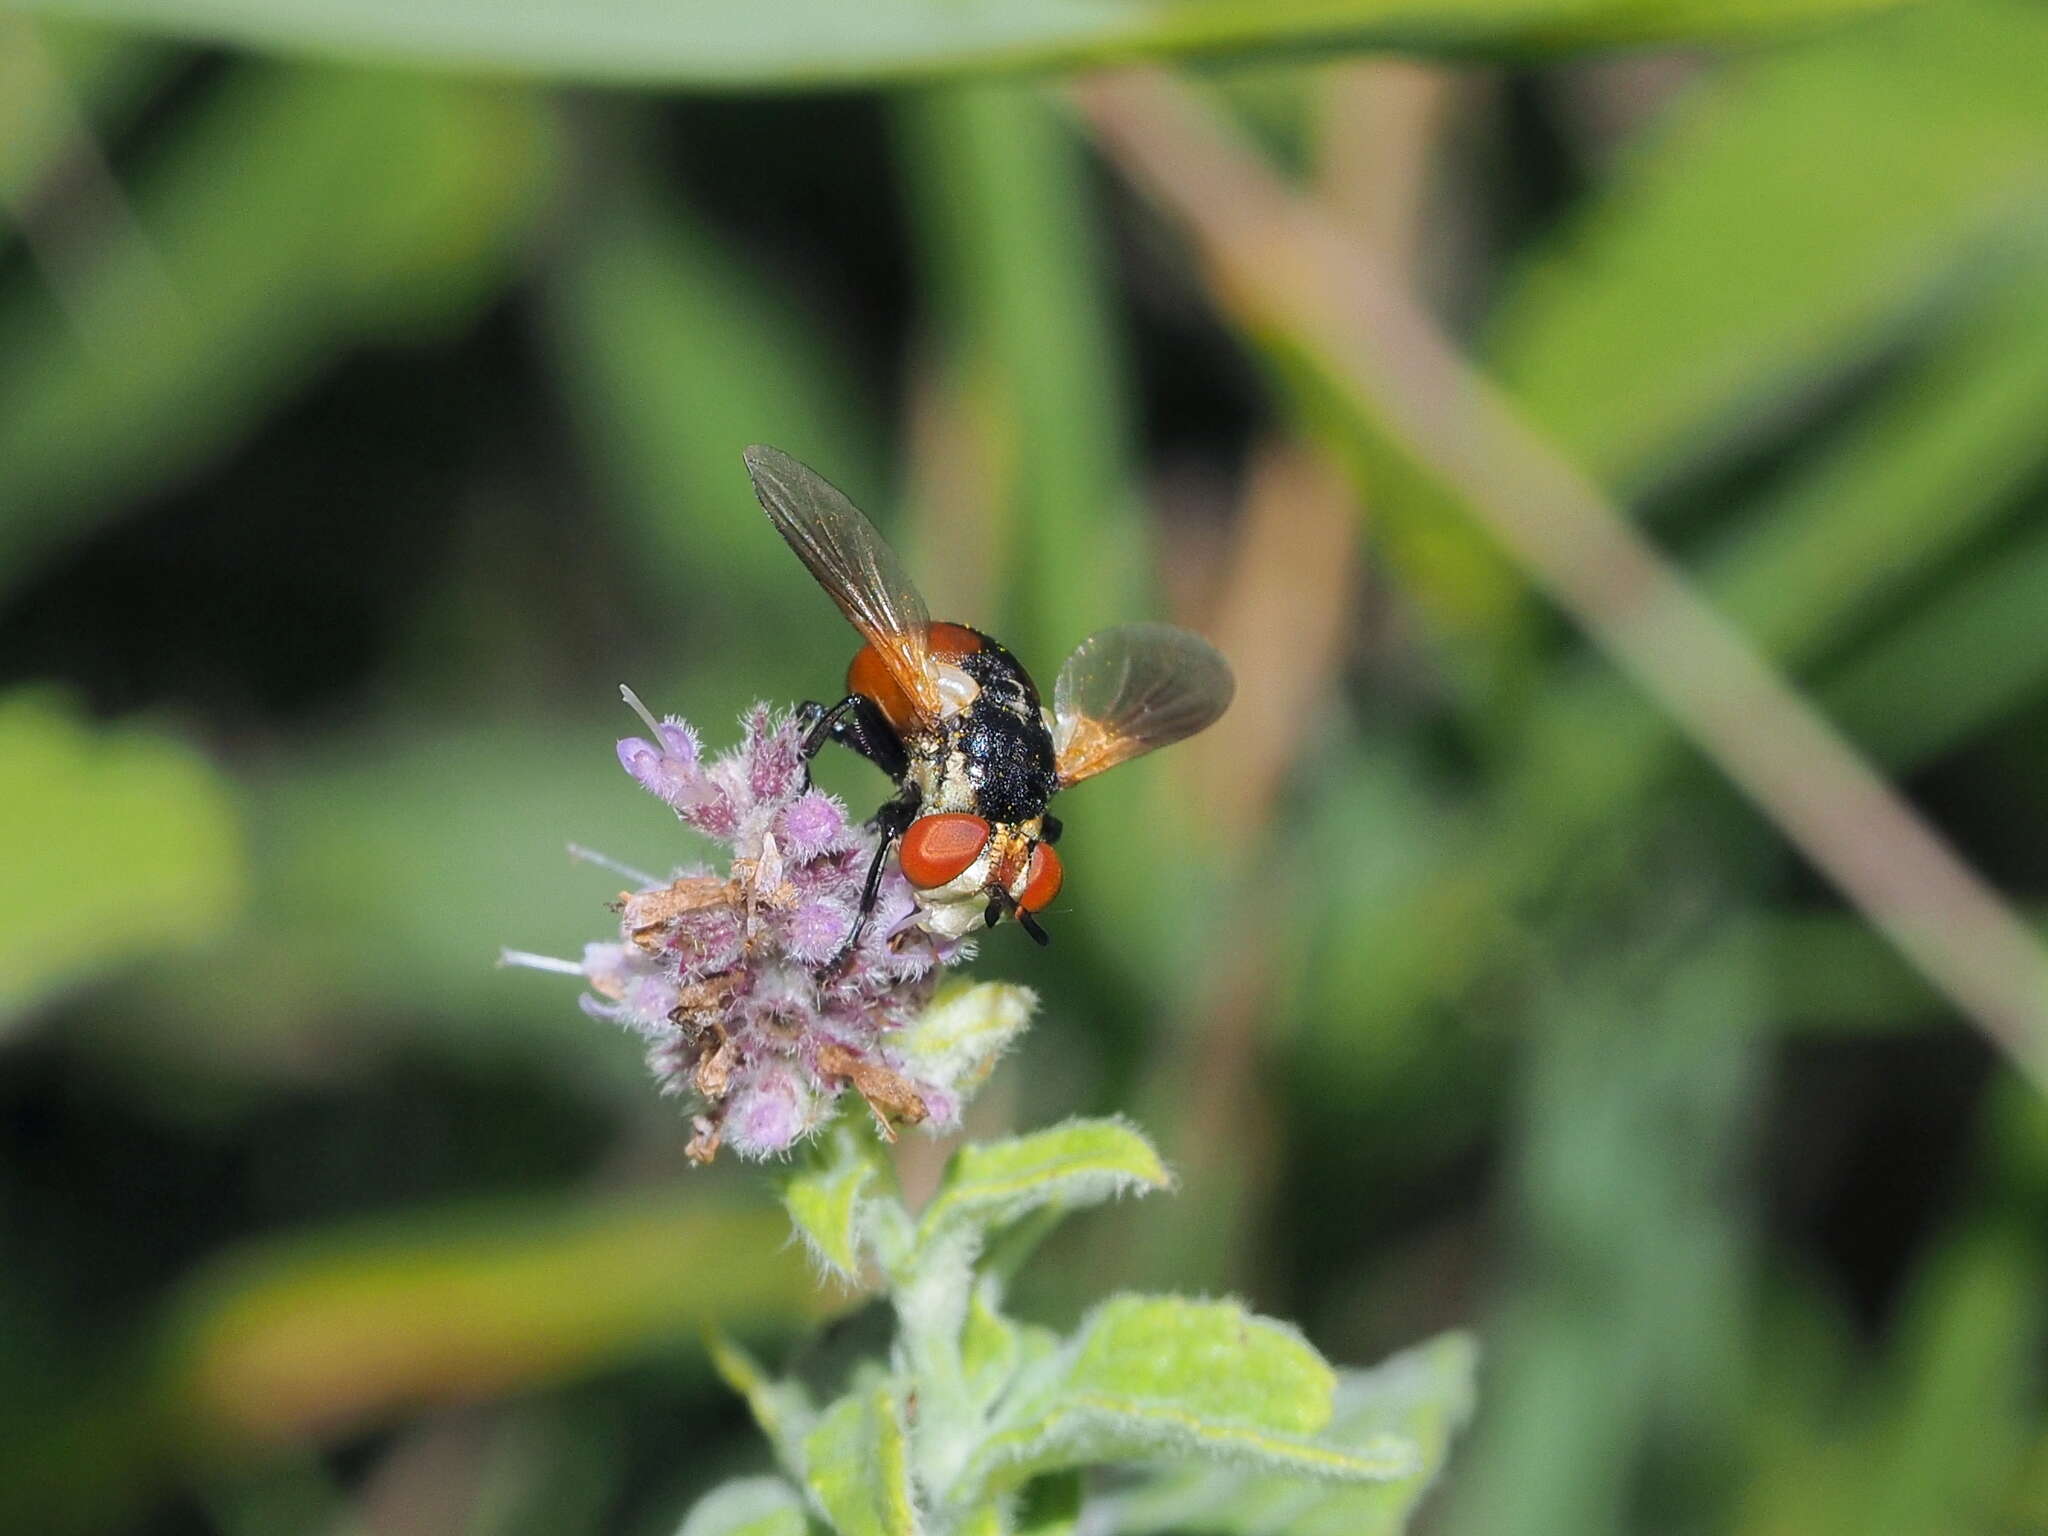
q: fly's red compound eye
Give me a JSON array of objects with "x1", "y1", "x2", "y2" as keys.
[
  {"x1": 1018, "y1": 840, "x2": 1063, "y2": 913},
  {"x1": 899, "y1": 814, "x2": 992, "y2": 889}
]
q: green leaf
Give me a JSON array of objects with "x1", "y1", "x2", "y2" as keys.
[
  {"x1": 709, "y1": 1334, "x2": 818, "y2": 1476},
  {"x1": 802, "y1": 1387, "x2": 921, "y2": 1536},
  {"x1": 969, "y1": 1297, "x2": 1415, "y2": 1494},
  {"x1": 891, "y1": 982, "x2": 1037, "y2": 1107},
  {"x1": 1823, "y1": 515, "x2": 2048, "y2": 774},
  {"x1": 1702, "y1": 269, "x2": 2048, "y2": 669},
  {"x1": 1106, "y1": 1332, "x2": 1480, "y2": 1535},
  {"x1": 0, "y1": 691, "x2": 244, "y2": 1027},
  {"x1": 8, "y1": 0, "x2": 1920, "y2": 88},
  {"x1": 676, "y1": 1477, "x2": 813, "y2": 1536},
  {"x1": 916, "y1": 1119, "x2": 1169, "y2": 1259},
  {"x1": 961, "y1": 1282, "x2": 1023, "y2": 1412},
  {"x1": 1858, "y1": 1233, "x2": 2040, "y2": 1536},
  {"x1": 784, "y1": 1126, "x2": 884, "y2": 1283},
  {"x1": 959, "y1": 1278, "x2": 1059, "y2": 1415},
  {"x1": 1491, "y1": 3, "x2": 2048, "y2": 496}
]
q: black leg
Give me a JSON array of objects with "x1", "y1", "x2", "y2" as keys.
[
  {"x1": 837, "y1": 695, "x2": 909, "y2": 779},
  {"x1": 798, "y1": 697, "x2": 857, "y2": 759},
  {"x1": 844, "y1": 788, "x2": 919, "y2": 952},
  {"x1": 799, "y1": 695, "x2": 909, "y2": 780}
]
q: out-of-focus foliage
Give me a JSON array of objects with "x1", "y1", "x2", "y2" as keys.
[
  {"x1": 0, "y1": 691, "x2": 243, "y2": 1025},
  {"x1": 1491, "y1": 4, "x2": 2048, "y2": 496},
  {"x1": 166, "y1": 1189, "x2": 822, "y2": 1444},
  {"x1": 7, "y1": 0, "x2": 2048, "y2": 1532},
  {"x1": 14, "y1": 0, "x2": 1919, "y2": 87},
  {"x1": 0, "y1": 59, "x2": 551, "y2": 590}
]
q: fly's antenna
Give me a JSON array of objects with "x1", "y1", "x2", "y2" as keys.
[{"x1": 987, "y1": 885, "x2": 1050, "y2": 947}]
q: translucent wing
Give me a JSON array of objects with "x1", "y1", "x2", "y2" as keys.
[
  {"x1": 1052, "y1": 623, "x2": 1234, "y2": 786},
  {"x1": 744, "y1": 445, "x2": 943, "y2": 726}
]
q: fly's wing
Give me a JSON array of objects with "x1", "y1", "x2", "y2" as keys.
[
  {"x1": 744, "y1": 445, "x2": 943, "y2": 726},
  {"x1": 1051, "y1": 623, "x2": 1234, "y2": 786}
]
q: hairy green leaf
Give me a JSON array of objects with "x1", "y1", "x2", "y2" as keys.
[
  {"x1": 1106, "y1": 1332, "x2": 1480, "y2": 1535},
  {"x1": 961, "y1": 1283, "x2": 1022, "y2": 1413},
  {"x1": 0, "y1": 691, "x2": 244, "y2": 1028},
  {"x1": 9, "y1": 0, "x2": 1919, "y2": 88},
  {"x1": 784, "y1": 1126, "x2": 883, "y2": 1282},
  {"x1": 709, "y1": 1334, "x2": 818, "y2": 1475},
  {"x1": 892, "y1": 982, "x2": 1037, "y2": 1107},
  {"x1": 803, "y1": 1387, "x2": 921, "y2": 1536},
  {"x1": 917, "y1": 1119, "x2": 1168, "y2": 1257},
  {"x1": 676, "y1": 1477, "x2": 813, "y2": 1536},
  {"x1": 960, "y1": 1279, "x2": 1060, "y2": 1415},
  {"x1": 969, "y1": 1297, "x2": 1414, "y2": 1493}
]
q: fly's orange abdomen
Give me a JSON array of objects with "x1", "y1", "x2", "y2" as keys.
[
  {"x1": 846, "y1": 644, "x2": 920, "y2": 735},
  {"x1": 846, "y1": 623, "x2": 985, "y2": 735}
]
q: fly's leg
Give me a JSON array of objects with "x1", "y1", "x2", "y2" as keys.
[
  {"x1": 797, "y1": 696, "x2": 909, "y2": 783},
  {"x1": 795, "y1": 693, "x2": 917, "y2": 955},
  {"x1": 845, "y1": 787, "x2": 920, "y2": 952},
  {"x1": 795, "y1": 698, "x2": 853, "y2": 759}
]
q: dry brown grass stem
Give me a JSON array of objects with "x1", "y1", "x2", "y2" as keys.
[{"x1": 1074, "y1": 67, "x2": 2048, "y2": 1082}]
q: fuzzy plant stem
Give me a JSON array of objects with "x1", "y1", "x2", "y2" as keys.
[{"x1": 888, "y1": 1225, "x2": 985, "y2": 1520}]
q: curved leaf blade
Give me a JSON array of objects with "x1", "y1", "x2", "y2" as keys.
[
  {"x1": 803, "y1": 1387, "x2": 921, "y2": 1536},
  {"x1": 1491, "y1": 3, "x2": 2048, "y2": 495},
  {"x1": 784, "y1": 1126, "x2": 884, "y2": 1282},
  {"x1": 14, "y1": 0, "x2": 1919, "y2": 89},
  {"x1": 917, "y1": 1118, "x2": 1168, "y2": 1255},
  {"x1": 676, "y1": 1477, "x2": 814, "y2": 1536},
  {"x1": 1105, "y1": 1331, "x2": 1480, "y2": 1535},
  {"x1": 970, "y1": 1297, "x2": 1416, "y2": 1495}
]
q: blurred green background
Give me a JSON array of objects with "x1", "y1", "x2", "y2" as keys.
[{"x1": 7, "y1": 0, "x2": 2048, "y2": 1531}]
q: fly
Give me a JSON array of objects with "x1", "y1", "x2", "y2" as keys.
[{"x1": 744, "y1": 445, "x2": 1233, "y2": 947}]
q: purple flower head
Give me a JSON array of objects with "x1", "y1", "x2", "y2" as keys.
[{"x1": 506, "y1": 694, "x2": 1003, "y2": 1164}]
